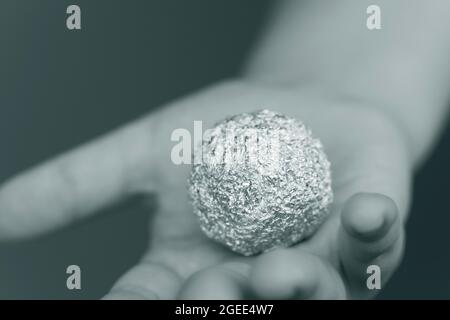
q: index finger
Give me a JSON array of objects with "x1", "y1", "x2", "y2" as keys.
[{"x1": 0, "y1": 115, "x2": 158, "y2": 240}]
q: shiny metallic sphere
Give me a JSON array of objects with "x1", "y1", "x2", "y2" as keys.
[{"x1": 188, "y1": 110, "x2": 333, "y2": 256}]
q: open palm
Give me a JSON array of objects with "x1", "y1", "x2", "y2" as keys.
[
  {"x1": 0, "y1": 81, "x2": 411, "y2": 299},
  {"x1": 105, "y1": 81, "x2": 411, "y2": 299}
]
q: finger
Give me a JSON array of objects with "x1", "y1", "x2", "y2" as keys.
[
  {"x1": 103, "y1": 260, "x2": 182, "y2": 300},
  {"x1": 339, "y1": 193, "x2": 404, "y2": 297},
  {"x1": 249, "y1": 249, "x2": 346, "y2": 299},
  {"x1": 0, "y1": 117, "x2": 158, "y2": 240},
  {"x1": 177, "y1": 262, "x2": 251, "y2": 300}
]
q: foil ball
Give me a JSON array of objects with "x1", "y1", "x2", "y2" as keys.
[{"x1": 188, "y1": 109, "x2": 333, "y2": 256}]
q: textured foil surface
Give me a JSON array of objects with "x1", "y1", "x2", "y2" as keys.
[{"x1": 188, "y1": 110, "x2": 333, "y2": 256}]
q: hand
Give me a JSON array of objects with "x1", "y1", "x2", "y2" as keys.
[{"x1": 0, "y1": 80, "x2": 411, "y2": 299}]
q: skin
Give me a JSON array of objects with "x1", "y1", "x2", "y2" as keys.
[
  {"x1": 0, "y1": 82, "x2": 410, "y2": 299},
  {"x1": 1, "y1": 0, "x2": 449, "y2": 299}
]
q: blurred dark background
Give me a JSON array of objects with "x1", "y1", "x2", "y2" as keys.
[{"x1": 0, "y1": 0, "x2": 449, "y2": 299}]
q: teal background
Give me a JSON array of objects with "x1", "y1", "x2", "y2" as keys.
[{"x1": 0, "y1": 0, "x2": 449, "y2": 299}]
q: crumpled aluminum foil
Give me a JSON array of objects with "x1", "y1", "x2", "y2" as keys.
[{"x1": 188, "y1": 110, "x2": 333, "y2": 256}]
